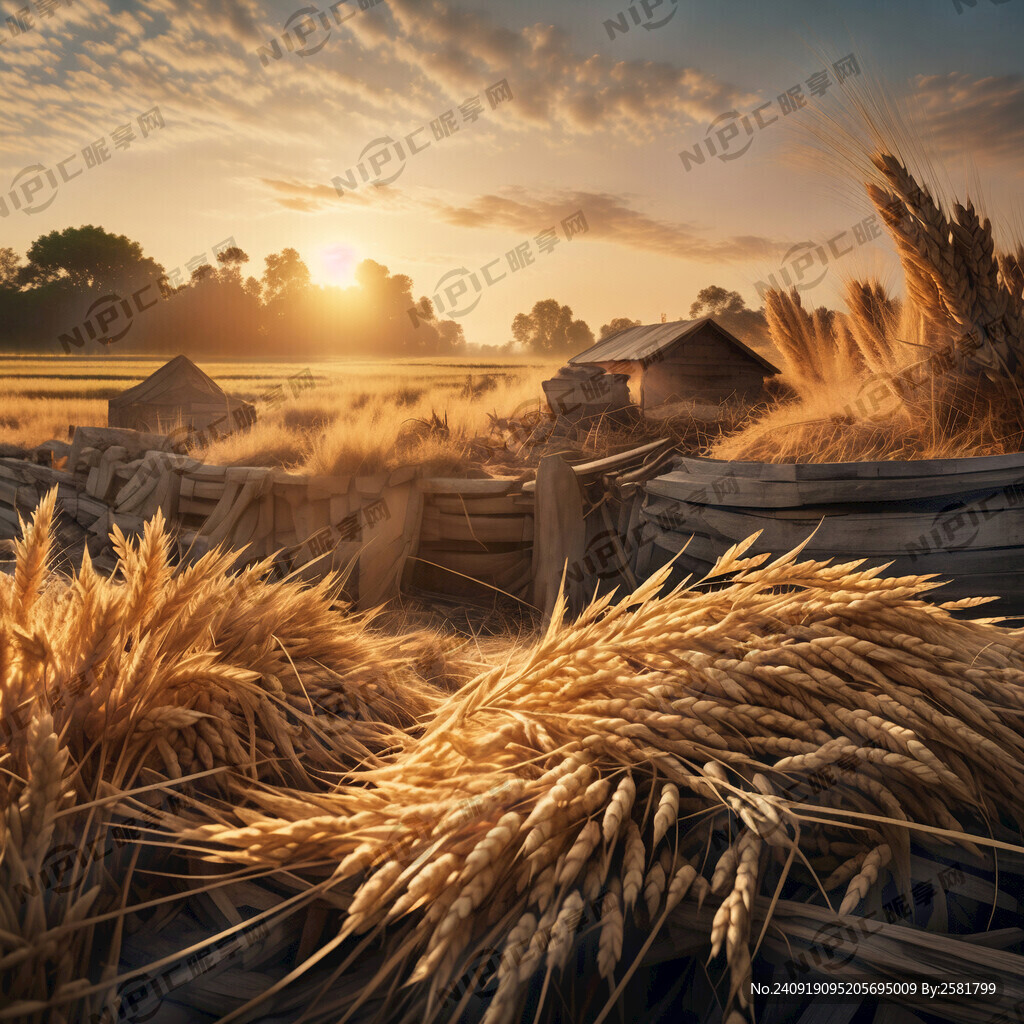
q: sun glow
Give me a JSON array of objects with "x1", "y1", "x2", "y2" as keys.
[{"x1": 320, "y1": 243, "x2": 359, "y2": 287}]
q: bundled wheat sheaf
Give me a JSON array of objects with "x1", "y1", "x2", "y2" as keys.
[
  {"x1": 3, "y1": 497, "x2": 1024, "y2": 1023},
  {"x1": 715, "y1": 150, "x2": 1024, "y2": 462}
]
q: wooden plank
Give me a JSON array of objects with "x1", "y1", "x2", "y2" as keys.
[
  {"x1": 307, "y1": 476, "x2": 352, "y2": 500},
  {"x1": 186, "y1": 465, "x2": 230, "y2": 481},
  {"x1": 228, "y1": 501, "x2": 262, "y2": 548},
  {"x1": 198, "y1": 480, "x2": 245, "y2": 537},
  {"x1": 155, "y1": 467, "x2": 181, "y2": 520},
  {"x1": 114, "y1": 457, "x2": 162, "y2": 513},
  {"x1": 359, "y1": 481, "x2": 422, "y2": 607},
  {"x1": 272, "y1": 496, "x2": 295, "y2": 534},
  {"x1": 644, "y1": 519, "x2": 1024, "y2": 585},
  {"x1": 293, "y1": 498, "x2": 331, "y2": 539},
  {"x1": 673, "y1": 451, "x2": 1024, "y2": 483},
  {"x1": 642, "y1": 494, "x2": 1024, "y2": 558},
  {"x1": 271, "y1": 470, "x2": 309, "y2": 487},
  {"x1": 647, "y1": 464, "x2": 1024, "y2": 509},
  {"x1": 191, "y1": 480, "x2": 229, "y2": 501},
  {"x1": 329, "y1": 494, "x2": 352, "y2": 525},
  {"x1": 417, "y1": 539, "x2": 531, "y2": 555},
  {"x1": 110, "y1": 512, "x2": 147, "y2": 535},
  {"x1": 0, "y1": 505, "x2": 20, "y2": 531},
  {"x1": 427, "y1": 495, "x2": 526, "y2": 516},
  {"x1": 532, "y1": 454, "x2": 585, "y2": 621},
  {"x1": 415, "y1": 548, "x2": 530, "y2": 579},
  {"x1": 178, "y1": 497, "x2": 217, "y2": 517},
  {"x1": 387, "y1": 465, "x2": 418, "y2": 487},
  {"x1": 419, "y1": 510, "x2": 533, "y2": 546},
  {"x1": 69, "y1": 426, "x2": 172, "y2": 470},
  {"x1": 418, "y1": 477, "x2": 521, "y2": 496},
  {"x1": 203, "y1": 474, "x2": 273, "y2": 545},
  {"x1": 255, "y1": 493, "x2": 274, "y2": 543},
  {"x1": 569, "y1": 440, "x2": 670, "y2": 478}
]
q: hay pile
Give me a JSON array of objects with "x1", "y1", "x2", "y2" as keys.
[
  {"x1": 714, "y1": 153, "x2": 1024, "y2": 463},
  {"x1": 4, "y1": 499, "x2": 1024, "y2": 1023},
  {"x1": 0, "y1": 493, "x2": 477, "y2": 1022}
]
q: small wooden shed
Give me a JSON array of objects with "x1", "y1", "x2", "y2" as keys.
[
  {"x1": 108, "y1": 355, "x2": 256, "y2": 435},
  {"x1": 569, "y1": 318, "x2": 780, "y2": 408}
]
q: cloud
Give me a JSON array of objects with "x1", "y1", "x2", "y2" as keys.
[
  {"x1": 261, "y1": 172, "x2": 782, "y2": 264},
  {"x1": 426, "y1": 188, "x2": 782, "y2": 262},
  {"x1": 162, "y1": 0, "x2": 264, "y2": 42},
  {"x1": 258, "y1": 177, "x2": 403, "y2": 210},
  {"x1": 912, "y1": 72, "x2": 1024, "y2": 161},
  {"x1": 380, "y1": 0, "x2": 757, "y2": 138}
]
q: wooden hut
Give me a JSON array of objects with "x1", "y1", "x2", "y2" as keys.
[
  {"x1": 569, "y1": 318, "x2": 779, "y2": 409},
  {"x1": 108, "y1": 355, "x2": 256, "y2": 435}
]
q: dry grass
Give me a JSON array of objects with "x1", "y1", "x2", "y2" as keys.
[
  {"x1": 6, "y1": 498, "x2": 1024, "y2": 1023},
  {"x1": 0, "y1": 356, "x2": 561, "y2": 474}
]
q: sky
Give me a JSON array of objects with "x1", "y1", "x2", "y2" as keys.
[{"x1": 1, "y1": 0, "x2": 1023, "y2": 347}]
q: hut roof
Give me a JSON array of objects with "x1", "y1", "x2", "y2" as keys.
[
  {"x1": 569, "y1": 318, "x2": 781, "y2": 375},
  {"x1": 109, "y1": 355, "x2": 246, "y2": 410}
]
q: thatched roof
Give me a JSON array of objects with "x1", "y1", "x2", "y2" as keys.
[
  {"x1": 108, "y1": 355, "x2": 254, "y2": 432},
  {"x1": 109, "y1": 355, "x2": 245, "y2": 411}
]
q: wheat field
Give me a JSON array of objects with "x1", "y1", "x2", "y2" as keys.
[{"x1": 0, "y1": 356, "x2": 562, "y2": 475}]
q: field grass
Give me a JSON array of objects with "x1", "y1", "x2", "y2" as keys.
[{"x1": 0, "y1": 354, "x2": 564, "y2": 475}]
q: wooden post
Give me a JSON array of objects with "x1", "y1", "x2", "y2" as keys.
[{"x1": 532, "y1": 454, "x2": 586, "y2": 623}]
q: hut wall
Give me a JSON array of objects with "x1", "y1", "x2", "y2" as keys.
[{"x1": 642, "y1": 326, "x2": 768, "y2": 406}]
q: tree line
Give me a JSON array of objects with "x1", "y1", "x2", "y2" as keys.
[{"x1": 0, "y1": 226, "x2": 766, "y2": 358}]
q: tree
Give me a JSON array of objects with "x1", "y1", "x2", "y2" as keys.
[
  {"x1": 599, "y1": 317, "x2": 641, "y2": 340},
  {"x1": 191, "y1": 246, "x2": 250, "y2": 284},
  {"x1": 687, "y1": 283, "x2": 770, "y2": 353},
  {"x1": 689, "y1": 285, "x2": 746, "y2": 318},
  {"x1": 261, "y1": 247, "x2": 311, "y2": 303},
  {"x1": 215, "y1": 246, "x2": 250, "y2": 283},
  {"x1": 0, "y1": 248, "x2": 21, "y2": 289},
  {"x1": 511, "y1": 299, "x2": 594, "y2": 355},
  {"x1": 24, "y1": 225, "x2": 163, "y2": 290}
]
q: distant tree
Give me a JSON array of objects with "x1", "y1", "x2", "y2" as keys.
[
  {"x1": 689, "y1": 285, "x2": 747, "y2": 318},
  {"x1": 190, "y1": 247, "x2": 250, "y2": 285},
  {"x1": 261, "y1": 247, "x2": 311, "y2": 302},
  {"x1": 511, "y1": 299, "x2": 594, "y2": 355},
  {"x1": 217, "y1": 246, "x2": 249, "y2": 270},
  {"x1": 24, "y1": 225, "x2": 163, "y2": 290},
  {"x1": 0, "y1": 248, "x2": 21, "y2": 289},
  {"x1": 599, "y1": 316, "x2": 641, "y2": 340},
  {"x1": 352, "y1": 259, "x2": 466, "y2": 356},
  {"x1": 211, "y1": 246, "x2": 248, "y2": 284},
  {"x1": 687, "y1": 283, "x2": 771, "y2": 354}
]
